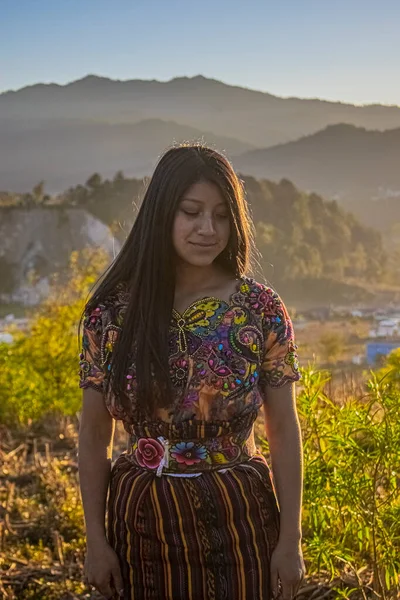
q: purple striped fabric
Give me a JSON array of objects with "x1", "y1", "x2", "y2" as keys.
[{"x1": 107, "y1": 453, "x2": 279, "y2": 599}]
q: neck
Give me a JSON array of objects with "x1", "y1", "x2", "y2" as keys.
[{"x1": 175, "y1": 263, "x2": 225, "y2": 294}]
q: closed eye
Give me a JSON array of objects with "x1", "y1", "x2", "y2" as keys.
[{"x1": 180, "y1": 209, "x2": 229, "y2": 219}]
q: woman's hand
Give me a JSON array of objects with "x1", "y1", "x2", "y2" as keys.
[
  {"x1": 84, "y1": 539, "x2": 124, "y2": 599},
  {"x1": 270, "y1": 538, "x2": 305, "y2": 599}
]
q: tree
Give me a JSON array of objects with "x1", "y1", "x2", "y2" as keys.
[
  {"x1": 85, "y1": 172, "x2": 102, "y2": 190},
  {"x1": 348, "y1": 243, "x2": 367, "y2": 277},
  {"x1": 113, "y1": 170, "x2": 125, "y2": 185},
  {"x1": 32, "y1": 180, "x2": 45, "y2": 204}
]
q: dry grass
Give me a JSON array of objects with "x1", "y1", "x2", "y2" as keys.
[{"x1": 0, "y1": 417, "x2": 388, "y2": 600}]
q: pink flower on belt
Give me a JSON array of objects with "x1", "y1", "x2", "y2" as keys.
[{"x1": 136, "y1": 438, "x2": 164, "y2": 470}]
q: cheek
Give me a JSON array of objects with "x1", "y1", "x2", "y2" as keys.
[
  {"x1": 219, "y1": 220, "x2": 231, "y2": 243},
  {"x1": 172, "y1": 215, "x2": 191, "y2": 248}
]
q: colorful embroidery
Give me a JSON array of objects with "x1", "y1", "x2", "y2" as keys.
[
  {"x1": 79, "y1": 277, "x2": 301, "y2": 420},
  {"x1": 135, "y1": 437, "x2": 164, "y2": 470},
  {"x1": 170, "y1": 441, "x2": 208, "y2": 465},
  {"x1": 169, "y1": 356, "x2": 189, "y2": 387},
  {"x1": 128, "y1": 429, "x2": 257, "y2": 474}
]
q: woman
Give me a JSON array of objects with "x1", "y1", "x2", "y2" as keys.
[{"x1": 78, "y1": 145, "x2": 305, "y2": 600}]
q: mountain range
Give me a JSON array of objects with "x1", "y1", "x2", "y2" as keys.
[
  {"x1": 0, "y1": 117, "x2": 254, "y2": 192},
  {"x1": 1, "y1": 74, "x2": 400, "y2": 231},
  {"x1": 234, "y1": 124, "x2": 400, "y2": 232}
]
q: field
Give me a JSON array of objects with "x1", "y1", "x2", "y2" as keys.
[
  {"x1": 295, "y1": 318, "x2": 371, "y2": 365},
  {"x1": 0, "y1": 253, "x2": 399, "y2": 599},
  {"x1": 1, "y1": 363, "x2": 400, "y2": 599}
]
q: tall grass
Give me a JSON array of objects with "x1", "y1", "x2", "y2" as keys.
[{"x1": 298, "y1": 367, "x2": 399, "y2": 598}]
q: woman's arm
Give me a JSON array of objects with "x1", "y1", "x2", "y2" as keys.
[
  {"x1": 78, "y1": 388, "x2": 124, "y2": 598},
  {"x1": 78, "y1": 387, "x2": 115, "y2": 545},
  {"x1": 263, "y1": 381, "x2": 303, "y2": 542},
  {"x1": 263, "y1": 381, "x2": 305, "y2": 599}
]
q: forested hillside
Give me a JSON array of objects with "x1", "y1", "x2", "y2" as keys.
[{"x1": 1, "y1": 172, "x2": 393, "y2": 306}]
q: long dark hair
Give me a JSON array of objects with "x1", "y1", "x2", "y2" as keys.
[{"x1": 82, "y1": 144, "x2": 256, "y2": 417}]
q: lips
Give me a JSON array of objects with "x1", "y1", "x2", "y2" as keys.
[{"x1": 190, "y1": 242, "x2": 217, "y2": 248}]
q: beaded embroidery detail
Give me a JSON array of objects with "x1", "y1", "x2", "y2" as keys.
[{"x1": 79, "y1": 277, "x2": 301, "y2": 422}]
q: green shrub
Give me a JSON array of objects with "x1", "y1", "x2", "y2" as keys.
[{"x1": 0, "y1": 248, "x2": 108, "y2": 428}]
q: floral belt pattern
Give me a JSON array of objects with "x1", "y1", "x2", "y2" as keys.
[{"x1": 126, "y1": 430, "x2": 257, "y2": 476}]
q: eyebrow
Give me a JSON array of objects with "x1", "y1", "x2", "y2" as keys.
[{"x1": 181, "y1": 197, "x2": 227, "y2": 208}]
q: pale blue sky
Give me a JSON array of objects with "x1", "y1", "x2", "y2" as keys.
[{"x1": 1, "y1": 0, "x2": 399, "y2": 105}]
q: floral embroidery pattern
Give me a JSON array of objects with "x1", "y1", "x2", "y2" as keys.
[
  {"x1": 169, "y1": 356, "x2": 189, "y2": 387},
  {"x1": 128, "y1": 430, "x2": 256, "y2": 474},
  {"x1": 135, "y1": 438, "x2": 165, "y2": 470},
  {"x1": 285, "y1": 340, "x2": 300, "y2": 371},
  {"x1": 79, "y1": 276, "x2": 301, "y2": 421},
  {"x1": 170, "y1": 442, "x2": 208, "y2": 465}
]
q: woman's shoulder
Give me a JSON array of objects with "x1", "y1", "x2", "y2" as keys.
[
  {"x1": 240, "y1": 278, "x2": 295, "y2": 344},
  {"x1": 237, "y1": 277, "x2": 294, "y2": 333},
  {"x1": 239, "y1": 276, "x2": 284, "y2": 310},
  {"x1": 242, "y1": 276, "x2": 274, "y2": 293},
  {"x1": 83, "y1": 281, "x2": 129, "y2": 329}
]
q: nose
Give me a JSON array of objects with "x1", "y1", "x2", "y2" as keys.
[{"x1": 197, "y1": 214, "x2": 216, "y2": 235}]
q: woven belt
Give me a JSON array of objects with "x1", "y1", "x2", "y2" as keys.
[{"x1": 125, "y1": 430, "x2": 257, "y2": 477}]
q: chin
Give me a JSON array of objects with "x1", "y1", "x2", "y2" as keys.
[
  {"x1": 175, "y1": 244, "x2": 226, "y2": 267},
  {"x1": 182, "y1": 256, "x2": 216, "y2": 267}
]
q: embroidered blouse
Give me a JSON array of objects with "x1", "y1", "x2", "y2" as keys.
[{"x1": 79, "y1": 276, "x2": 300, "y2": 431}]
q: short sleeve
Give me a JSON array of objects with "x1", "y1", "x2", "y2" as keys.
[
  {"x1": 259, "y1": 289, "x2": 301, "y2": 389},
  {"x1": 79, "y1": 305, "x2": 106, "y2": 392}
]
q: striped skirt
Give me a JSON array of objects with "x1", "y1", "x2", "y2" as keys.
[{"x1": 107, "y1": 453, "x2": 280, "y2": 600}]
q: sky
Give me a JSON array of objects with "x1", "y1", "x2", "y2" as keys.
[{"x1": 1, "y1": 0, "x2": 400, "y2": 106}]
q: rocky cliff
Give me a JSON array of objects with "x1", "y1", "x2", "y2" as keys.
[{"x1": 0, "y1": 207, "x2": 119, "y2": 305}]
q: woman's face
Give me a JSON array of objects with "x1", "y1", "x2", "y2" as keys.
[{"x1": 172, "y1": 181, "x2": 231, "y2": 268}]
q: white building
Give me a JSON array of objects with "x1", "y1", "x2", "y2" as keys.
[{"x1": 369, "y1": 319, "x2": 400, "y2": 338}]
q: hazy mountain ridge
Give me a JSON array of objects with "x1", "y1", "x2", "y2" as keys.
[
  {"x1": 2, "y1": 74, "x2": 400, "y2": 147},
  {"x1": 234, "y1": 124, "x2": 400, "y2": 230},
  {"x1": 236, "y1": 123, "x2": 400, "y2": 192},
  {"x1": 0, "y1": 117, "x2": 254, "y2": 192},
  {"x1": 1, "y1": 75, "x2": 400, "y2": 230}
]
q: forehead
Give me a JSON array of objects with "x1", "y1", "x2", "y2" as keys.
[{"x1": 181, "y1": 181, "x2": 226, "y2": 206}]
